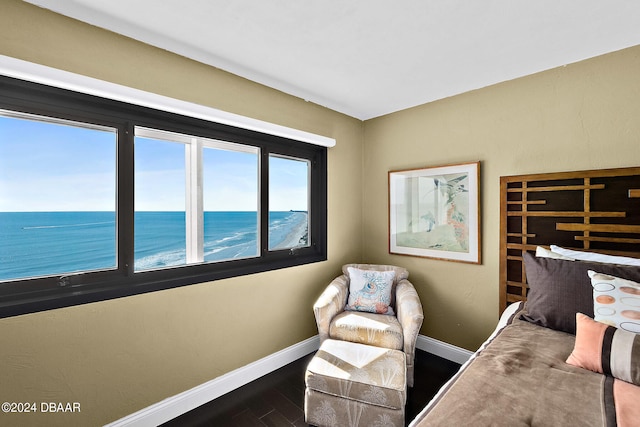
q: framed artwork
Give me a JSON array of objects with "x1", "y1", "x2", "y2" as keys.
[{"x1": 389, "y1": 161, "x2": 481, "y2": 264}]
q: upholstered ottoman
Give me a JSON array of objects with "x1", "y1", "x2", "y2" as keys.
[{"x1": 304, "y1": 339, "x2": 407, "y2": 427}]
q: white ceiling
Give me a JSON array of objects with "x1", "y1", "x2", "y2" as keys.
[{"x1": 24, "y1": 0, "x2": 640, "y2": 120}]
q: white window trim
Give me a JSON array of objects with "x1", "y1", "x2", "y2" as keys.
[
  {"x1": 185, "y1": 137, "x2": 204, "y2": 264},
  {"x1": 0, "y1": 55, "x2": 336, "y2": 148}
]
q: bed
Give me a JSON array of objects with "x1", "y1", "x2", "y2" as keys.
[{"x1": 410, "y1": 166, "x2": 640, "y2": 427}]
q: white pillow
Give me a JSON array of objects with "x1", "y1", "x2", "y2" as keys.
[
  {"x1": 551, "y1": 245, "x2": 640, "y2": 267},
  {"x1": 535, "y1": 246, "x2": 574, "y2": 260}
]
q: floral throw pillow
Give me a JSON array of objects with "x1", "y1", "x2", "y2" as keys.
[{"x1": 345, "y1": 267, "x2": 395, "y2": 315}]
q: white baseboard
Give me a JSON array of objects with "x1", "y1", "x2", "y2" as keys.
[
  {"x1": 107, "y1": 333, "x2": 471, "y2": 426},
  {"x1": 105, "y1": 335, "x2": 320, "y2": 427},
  {"x1": 415, "y1": 334, "x2": 474, "y2": 365}
]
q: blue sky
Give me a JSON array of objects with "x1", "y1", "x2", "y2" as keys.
[
  {"x1": 0, "y1": 115, "x2": 116, "y2": 212},
  {"x1": 0, "y1": 115, "x2": 308, "y2": 212}
]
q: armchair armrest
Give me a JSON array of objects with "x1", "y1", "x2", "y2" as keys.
[
  {"x1": 395, "y1": 279, "x2": 424, "y2": 387},
  {"x1": 313, "y1": 275, "x2": 349, "y2": 344}
]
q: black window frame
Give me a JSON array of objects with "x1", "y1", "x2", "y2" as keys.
[{"x1": 0, "y1": 75, "x2": 327, "y2": 318}]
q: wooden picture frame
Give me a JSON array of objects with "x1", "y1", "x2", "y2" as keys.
[{"x1": 389, "y1": 161, "x2": 481, "y2": 263}]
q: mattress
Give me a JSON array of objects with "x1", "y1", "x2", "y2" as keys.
[{"x1": 410, "y1": 303, "x2": 640, "y2": 427}]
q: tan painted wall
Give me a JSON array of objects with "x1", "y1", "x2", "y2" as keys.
[
  {"x1": 0, "y1": 2, "x2": 363, "y2": 426},
  {"x1": 363, "y1": 44, "x2": 640, "y2": 351}
]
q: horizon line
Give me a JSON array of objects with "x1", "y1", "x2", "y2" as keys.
[{"x1": 0, "y1": 210, "x2": 308, "y2": 213}]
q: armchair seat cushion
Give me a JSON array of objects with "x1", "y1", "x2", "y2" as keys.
[{"x1": 329, "y1": 311, "x2": 403, "y2": 350}]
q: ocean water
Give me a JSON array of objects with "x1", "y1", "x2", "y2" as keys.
[{"x1": 0, "y1": 211, "x2": 308, "y2": 281}]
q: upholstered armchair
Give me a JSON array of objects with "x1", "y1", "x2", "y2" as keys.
[{"x1": 313, "y1": 264, "x2": 424, "y2": 387}]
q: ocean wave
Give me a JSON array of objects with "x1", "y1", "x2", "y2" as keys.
[
  {"x1": 136, "y1": 240, "x2": 258, "y2": 270},
  {"x1": 204, "y1": 231, "x2": 252, "y2": 247},
  {"x1": 134, "y1": 249, "x2": 186, "y2": 270},
  {"x1": 22, "y1": 221, "x2": 115, "y2": 230},
  {"x1": 207, "y1": 246, "x2": 231, "y2": 255},
  {"x1": 204, "y1": 243, "x2": 257, "y2": 259}
]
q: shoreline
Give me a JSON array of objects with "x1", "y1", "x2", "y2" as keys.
[{"x1": 273, "y1": 212, "x2": 308, "y2": 250}]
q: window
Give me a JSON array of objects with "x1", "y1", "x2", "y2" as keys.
[
  {"x1": 268, "y1": 155, "x2": 310, "y2": 250},
  {"x1": 0, "y1": 111, "x2": 117, "y2": 281},
  {"x1": 0, "y1": 75, "x2": 327, "y2": 318},
  {"x1": 133, "y1": 127, "x2": 261, "y2": 269}
]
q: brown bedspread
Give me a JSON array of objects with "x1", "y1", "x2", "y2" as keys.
[{"x1": 411, "y1": 308, "x2": 640, "y2": 427}]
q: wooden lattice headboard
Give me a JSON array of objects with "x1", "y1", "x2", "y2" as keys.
[{"x1": 499, "y1": 166, "x2": 640, "y2": 314}]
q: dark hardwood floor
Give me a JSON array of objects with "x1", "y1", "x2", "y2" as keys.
[{"x1": 161, "y1": 349, "x2": 461, "y2": 427}]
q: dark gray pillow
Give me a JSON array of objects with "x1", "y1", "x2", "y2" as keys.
[{"x1": 522, "y1": 252, "x2": 640, "y2": 334}]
